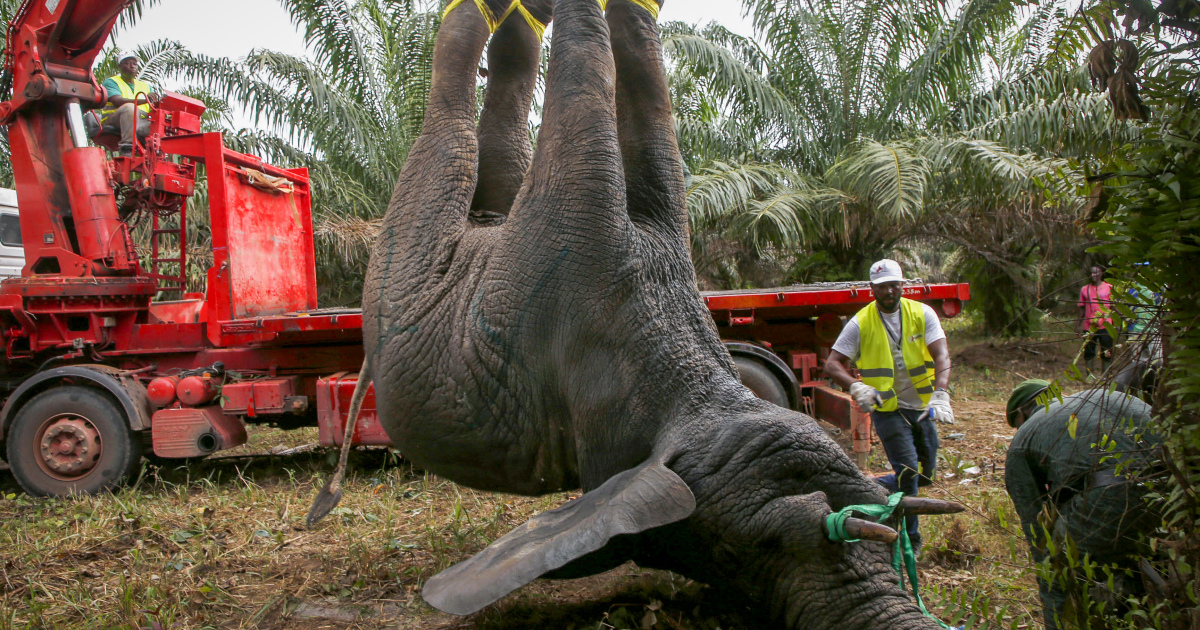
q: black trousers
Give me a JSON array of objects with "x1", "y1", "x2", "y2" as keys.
[{"x1": 1084, "y1": 328, "x2": 1113, "y2": 362}]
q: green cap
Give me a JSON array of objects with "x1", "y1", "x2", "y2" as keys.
[{"x1": 1007, "y1": 379, "x2": 1051, "y2": 428}]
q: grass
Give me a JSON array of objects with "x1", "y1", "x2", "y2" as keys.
[
  {"x1": 0, "y1": 446, "x2": 566, "y2": 629},
  {"x1": 0, "y1": 319, "x2": 1103, "y2": 629}
]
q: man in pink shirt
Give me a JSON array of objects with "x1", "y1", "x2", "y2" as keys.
[{"x1": 1078, "y1": 265, "x2": 1114, "y2": 376}]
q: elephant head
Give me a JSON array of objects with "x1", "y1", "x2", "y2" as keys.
[{"x1": 360, "y1": 0, "x2": 960, "y2": 627}]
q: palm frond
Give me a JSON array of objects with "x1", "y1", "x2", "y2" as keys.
[
  {"x1": 663, "y1": 34, "x2": 805, "y2": 140},
  {"x1": 827, "y1": 140, "x2": 928, "y2": 220},
  {"x1": 685, "y1": 161, "x2": 805, "y2": 229}
]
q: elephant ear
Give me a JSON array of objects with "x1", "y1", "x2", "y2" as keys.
[{"x1": 422, "y1": 461, "x2": 695, "y2": 615}]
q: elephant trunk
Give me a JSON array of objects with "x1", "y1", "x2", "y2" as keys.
[
  {"x1": 765, "y1": 559, "x2": 945, "y2": 630},
  {"x1": 782, "y1": 584, "x2": 942, "y2": 630}
]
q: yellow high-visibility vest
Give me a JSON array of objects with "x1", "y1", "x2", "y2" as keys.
[
  {"x1": 101, "y1": 75, "x2": 152, "y2": 123},
  {"x1": 855, "y1": 297, "x2": 935, "y2": 411}
]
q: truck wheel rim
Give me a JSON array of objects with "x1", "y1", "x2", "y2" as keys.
[{"x1": 35, "y1": 413, "x2": 102, "y2": 480}]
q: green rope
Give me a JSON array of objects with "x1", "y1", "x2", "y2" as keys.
[{"x1": 825, "y1": 492, "x2": 959, "y2": 630}]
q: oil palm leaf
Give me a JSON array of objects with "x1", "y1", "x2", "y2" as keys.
[{"x1": 826, "y1": 140, "x2": 928, "y2": 220}]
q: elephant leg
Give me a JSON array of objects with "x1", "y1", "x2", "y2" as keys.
[
  {"x1": 508, "y1": 0, "x2": 626, "y2": 248},
  {"x1": 607, "y1": 0, "x2": 687, "y2": 240},
  {"x1": 471, "y1": 3, "x2": 551, "y2": 224},
  {"x1": 368, "y1": 1, "x2": 492, "y2": 282}
]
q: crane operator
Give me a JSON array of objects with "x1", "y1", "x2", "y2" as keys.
[{"x1": 84, "y1": 51, "x2": 160, "y2": 157}]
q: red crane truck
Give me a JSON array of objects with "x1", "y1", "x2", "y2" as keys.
[{"x1": 0, "y1": 0, "x2": 968, "y2": 497}]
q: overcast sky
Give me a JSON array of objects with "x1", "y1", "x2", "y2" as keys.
[
  {"x1": 115, "y1": 0, "x2": 755, "y2": 61},
  {"x1": 110, "y1": 1, "x2": 754, "y2": 131}
]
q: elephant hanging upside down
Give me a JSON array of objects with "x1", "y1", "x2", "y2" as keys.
[{"x1": 358, "y1": 0, "x2": 962, "y2": 626}]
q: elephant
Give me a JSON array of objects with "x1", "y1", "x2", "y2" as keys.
[{"x1": 358, "y1": 0, "x2": 962, "y2": 627}]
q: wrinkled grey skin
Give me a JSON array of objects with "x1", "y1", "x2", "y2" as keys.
[{"x1": 361, "y1": 0, "x2": 940, "y2": 627}]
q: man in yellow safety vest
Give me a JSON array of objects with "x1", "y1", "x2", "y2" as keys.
[
  {"x1": 823, "y1": 259, "x2": 954, "y2": 550},
  {"x1": 86, "y1": 51, "x2": 159, "y2": 157}
]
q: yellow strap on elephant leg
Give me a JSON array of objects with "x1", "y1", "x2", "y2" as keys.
[
  {"x1": 511, "y1": 1, "x2": 547, "y2": 40},
  {"x1": 442, "y1": 0, "x2": 502, "y2": 32},
  {"x1": 498, "y1": 0, "x2": 547, "y2": 39},
  {"x1": 476, "y1": 0, "x2": 504, "y2": 31},
  {"x1": 442, "y1": 0, "x2": 468, "y2": 21},
  {"x1": 626, "y1": 0, "x2": 659, "y2": 19},
  {"x1": 597, "y1": 0, "x2": 660, "y2": 19},
  {"x1": 444, "y1": 0, "x2": 546, "y2": 38},
  {"x1": 498, "y1": 0, "x2": 520, "y2": 23}
]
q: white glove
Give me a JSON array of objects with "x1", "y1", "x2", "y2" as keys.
[
  {"x1": 926, "y1": 389, "x2": 954, "y2": 424},
  {"x1": 849, "y1": 381, "x2": 881, "y2": 412}
]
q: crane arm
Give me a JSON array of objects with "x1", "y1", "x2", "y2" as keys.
[
  {"x1": 1, "y1": 0, "x2": 134, "y2": 123},
  {"x1": 0, "y1": 0, "x2": 140, "y2": 277}
]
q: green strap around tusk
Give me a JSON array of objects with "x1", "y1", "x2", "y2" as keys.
[
  {"x1": 825, "y1": 490, "x2": 904, "y2": 542},
  {"x1": 825, "y1": 491, "x2": 959, "y2": 630}
]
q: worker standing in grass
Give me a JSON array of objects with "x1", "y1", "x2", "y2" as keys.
[
  {"x1": 1004, "y1": 380, "x2": 1163, "y2": 630},
  {"x1": 824, "y1": 259, "x2": 954, "y2": 551},
  {"x1": 85, "y1": 51, "x2": 159, "y2": 157},
  {"x1": 1078, "y1": 265, "x2": 1115, "y2": 377}
]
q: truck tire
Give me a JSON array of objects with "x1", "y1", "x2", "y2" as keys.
[
  {"x1": 5, "y1": 386, "x2": 142, "y2": 496},
  {"x1": 733, "y1": 356, "x2": 789, "y2": 408}
]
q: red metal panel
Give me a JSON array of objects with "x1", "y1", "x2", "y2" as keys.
[
  {"x1": 219, "y1": 162, "x2": 310, "y2": 318},
  {"x1": 152, "y1": 406, "x2": 247, "y2": 458},
  {"x1": 124, "y1": 323, "x2": 207, "y2": 353},
  {"x1": 117, "y1": 345, "x2": 363, "y2": 376},
  {"x1": 160, "y1": 133, "x2": 317, "y2": 346},
  {"x1": 813, "y1": 384, "x2": 852, "y2": 431},
  {"x1": 787, "y1": 351, "x2": 819, "y2": 385},
  {"x1": 148, "y1": 298, "x2": 205, "y2": 324},
  {"x1": 210, "y1": 310, "x2": 364, "y2": 346},
  {"x1": 221, "y1": 376, "x2": 298, "y2": 416},
  {"x1": 316, "y1": 372, "x2": 390, "y2": 446},
  {"x1": 0, "y1": 276, "x2": 157, "y2": 298},
  {"x1": 0, "y1": 276, "x2": 155, "y2": 354}
]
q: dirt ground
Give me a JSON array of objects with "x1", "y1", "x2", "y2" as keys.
[{"x1": 0, "y1": 330, "x2": 1089, "y2": 629}]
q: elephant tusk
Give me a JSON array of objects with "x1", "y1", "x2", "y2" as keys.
[
  {"x1": 826, "y1": 517, "x2": 898, "y2": 543},
  {"x1": 895, "y1": 497, "x2": 966, "y2": 516}
]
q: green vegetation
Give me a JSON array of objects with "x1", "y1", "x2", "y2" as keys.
[{"x1": 662, "y1": 0, "x2": 1109, "y2": 336}]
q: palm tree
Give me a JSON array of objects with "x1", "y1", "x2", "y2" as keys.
[
  {"x1": 162, "y1": 0, "x2": 439, "y2": 304},
  {"x1": 665, "y1": 0, "x2": 1129, "y2": 334},
  {"x1": 662, "y1": 0, "x2": 1030, "y2": 286}
]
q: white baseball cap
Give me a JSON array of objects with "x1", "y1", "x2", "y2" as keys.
[
  {"x1": 117, "y1": 50, "x2": 139, "y2": 63},
  {"x1": 869, "y1": 259, "x2": 904, "y2": 284}
]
